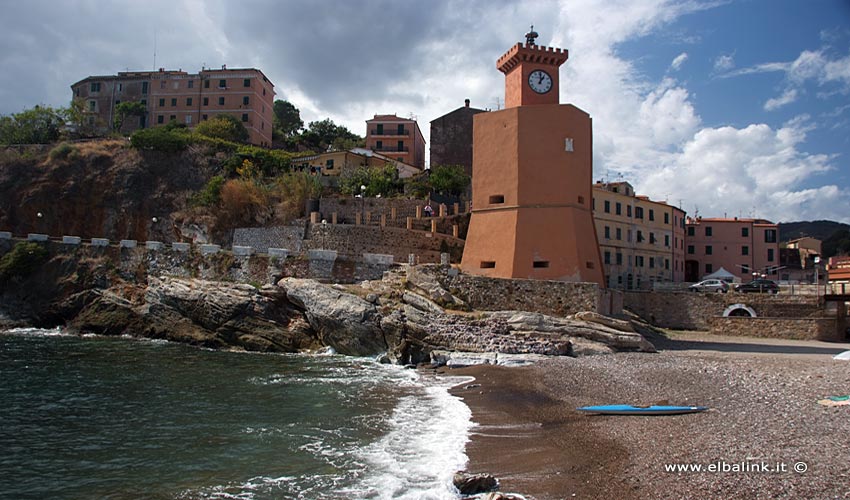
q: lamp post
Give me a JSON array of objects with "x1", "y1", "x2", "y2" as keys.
[
  {"x1": 321, "y1": 219, "x2": 327, "y2": 250},
  {"x1": 360, "y1": 184, "x2": 366, "y2": 225}
]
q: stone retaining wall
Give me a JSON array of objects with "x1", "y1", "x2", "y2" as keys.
[
  {"x1": 232, "y1": 225, "x2": 306, "y2": 253},
  {"x1": 421, "y1": 265, "x2": 620, "y2": 316},
  {"x1": 707, "y1": 317, "x2": 839, "y2": 341},
  {"x1": 303, "y1": 224, "x2": 464, "y2": 264},
  {"x1": 624, "y1": 291, "x2": 822, "y2": 330}
]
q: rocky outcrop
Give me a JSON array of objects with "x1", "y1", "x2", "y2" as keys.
[{"x1": 453, "y1": 473, "x2": 499, "y2": 495}]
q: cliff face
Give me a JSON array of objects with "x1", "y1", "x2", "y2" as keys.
[{"x1": 0, "y1": 140, "x2": 221, "y2": 242}]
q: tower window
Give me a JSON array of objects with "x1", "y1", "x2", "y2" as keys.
[
  {"x1": 533, "y1": 261, "x2": 550, "y2": 268},
  {"x1": 480, "y1": 261, "x2": 496, "y2": 269},
  {"x1": 489, "y1": 195, "x2": 505, "y2": 204}
]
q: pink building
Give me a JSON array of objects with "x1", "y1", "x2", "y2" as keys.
[
  {"x1": 365, "y1": 115, "x2": 426, "y2": 168},
  {"x1": 684, "y1": 217, "x2": 780, "y2": 282}
]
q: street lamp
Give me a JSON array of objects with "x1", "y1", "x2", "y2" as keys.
[
  {"x1": 360, "y1": 185, "x2": 366, "y2": 225},
  {"x1": 321, "y1": 219, "x2": 327, "y2": 250}
]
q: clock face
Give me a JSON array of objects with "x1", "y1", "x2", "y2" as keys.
[{"x1": 528, "y1": 70, "x2": 553, "y2": 94}]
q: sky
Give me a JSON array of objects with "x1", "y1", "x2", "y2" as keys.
[{"x1": 1, "y1": 0, "x2": 849, "y2": 224}]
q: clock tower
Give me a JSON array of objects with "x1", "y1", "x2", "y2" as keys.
[
  {"x1": 460, "y1": 29, "x2": 605, "y2": 285},
  {"x1": 498, "y1": 27, "x2": 568, "y2": 108}
]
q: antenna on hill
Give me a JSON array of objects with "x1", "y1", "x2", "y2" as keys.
[
  {"x1": 408, "y1": 112, "x2": 418, "y2": 121},
  {"x1": 153, "y1": 31, "x2": 157, "y2": 71},
  {"x1": 493, "y1": 97, "x2": 502, "y2": 110}
]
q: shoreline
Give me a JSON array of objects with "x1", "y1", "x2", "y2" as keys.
[{"x1": 448, "y1": 333, "x2": 850, "y2": 499}]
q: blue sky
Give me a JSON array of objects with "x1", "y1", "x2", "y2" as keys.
[{"x1": 0, "y1": 0, "x2": 848, "y2": 223}]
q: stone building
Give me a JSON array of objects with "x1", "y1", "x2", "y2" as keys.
[
  {"x1": 365, "y1": 114, "x2": 426, "y2": 168},
  {"x1": 71, "y1": 66, "x2": 275, "y2": 146},
  {"x1": 429, "y1": 99, "x2": 486, "y2": 176},
  {"x1": 592, "y1": 181, "x2": 687, "y2": 289},
  {"x1": 684, "y1": 217, "x2": 780, "y2": 282},
  {"x1": 461, "y1": 29, "x2": 604, "y2": 285}
]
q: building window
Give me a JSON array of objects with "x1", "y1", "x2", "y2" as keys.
[
  {"x1": 533, "y1": 261, "x2": 550, "y2": 268},
  {"x1": 616, "y1": 228, "x2": 622, "y2": 240},
  {"x1": 627, "y1": 229, "x2": 632, "y2": 242},
  {"x1": 604, "y1": 226, "x2": 610, "y2": 239},
  {"x1": 118, "y1": 83, "x2": 123, "y2": 92},
  {"x1": 243, "y1": 96, "x2": 249, "y2": 105},
  {"x1": 637, "y1": 256, "x2": 644, "y2": 267},
  {"x1": 616, "y1": 253, "x2": 623, "y2": 265},
  {"x1": 649, "y1": 209, "x2": 654, "y2": 221},
  {"x1": 142, "y1": 82, "x2": 148, "y2": 94},
  {"x1": 664, "y1": 234, "x2": 670, "y2": 247},
  {"x1": 665, "y1": 259, "x2": 670, "y2": 270},
  {"x1": 326, "y1": 159, "x2": 334, "y2": 169},
  {"x1": 88, "y1": 100, "x2": 96, "y2": 111},
  {"x1": 243, "y1": 78, "x2": 251, "y2": 87},
  {"x1": 706, "y1": 263, "x2": 713, "y2": 274},
  {"x1": 219, "y1": 79, "x2": 227, "y2": 88},
  {"x1": 706, "y1": 245, "x2": 713, "y2": 255},
  {"x1": 377, "y1": 123, "x2": 384, "y2": 134},
  {"x1": 765, "y1": 229, "x2": 777, "y2": 243},
  {"x1": 687, "y1": 245, "x2": 694, "y2": 254},
  {"x1": 687, "y1": 226, "x2": 695, "y2": 236},
  {"x1": 627, "y1": 205, "x2": 632, "y2": 217},
  {"x1": 650, "y1": 233, "x2": 656, "y2": 244},
  {"x1": 398, "y1": 124, "x2": 405, "y2": 134},
  {"x1": 767, "y1": 248, "x2": 775, "y2": 261},
  {"x1": 649, "y1": 257, "x2": 655, "y2": 269},
  {"x1": 169, "y1": 115, "x2": 176, "y2": 121},
  {"x1": 604, "y1": 200, "x2": 610, "y2": 213},
  {"x1": 218, "y1": 97, "x2": 225, "y2": 105},
  {"x1": 158, "y1": 98, "x2": 165, "y2": 107},
  {"x1": 202, "y1": 114, "x2": 208, "y2": 121},
  {"x1": 140, "y1": 99, "x2": 146, "y2": 105},
  {"x1": 160, "y1": 80, "x2": 166, "y2": 89},
  {"x1": 664, "y1": 212, "x2": 669, "y2": 224},
  {"x1": 157, "y1": 115, "x2": 164, "y2": 124},
  {"x1": 188, "y1": 80, "x2": 194, "y2": 89},
  {"x1": 635, "y1": 207, "x2": 644, "y2": 219},
  {"x1": 604, "y1": 251, "x2": 611, "y2": 264},
  {"x1": 592, "y1": 198, "x2": 595, "y2": 210},
  {"x1": 171, "y1": 98, "x2": 177, "y2": 106},
  {"x1": 489, "y1": 195, "x2": 505, "y2": 204},
  {"x1": 742, "y1": 227, "x2": 749, "y2": 237},
  {"x1": 637, "y1": 230, "x2": 644, "y2": 243},
  {"x1": 203, "y1": 97, "x2": 209, "y2": 106},
  {"x1": 241, "y1": 113, "x2": 248, "y2": 122},
  {"x1": 397, "y1": 140, "x2": 404, "y2": 151},
  {"x1": 90, "y1": 82, "x2": 101, "y2": 92},
  {"x1": 185, "y1": 115, "x2": 192, "y2": 124},
  {"x1": 742, "y1": 246, "x2": 749, "y2": 255},
  {"x1": 615, "y1": 202, "x2": 621, "y2": 215},
  {"x1": 204, "y1": 79, "x2": 210, "y2": 88},
  {"x1": 742, "y1": 264, "x2": 749, "y2": 274},
  {"x1": 186, "y1": 98, "x2": 193, "y2": 106},
  {"x1": 705, "y1": 226, "x2": 713, "y2": 236},
  {"x1": 480, "y1": 261, "x2": 496, "y2": 269}
]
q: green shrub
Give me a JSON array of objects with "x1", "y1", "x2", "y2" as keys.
[
  {"x1": 48, "y1": 142, "x2": 79, "y2": 161},
  {"x1": 192, "y1": 175, "x2": 226, "y2": 206},
  {"x1": 0, "y1": 242, "x2": 49, "y2": 281},
  {"x1": 130, "y1": 127, "x2": 189, "y2": 152}
]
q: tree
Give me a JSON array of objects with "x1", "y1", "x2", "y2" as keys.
[
  {"x1": 273, "y1": 100, "x2": 303, "y2": 138},
  {"x1": 339, "y1": 163, "x2": 401, "y2": 197},
  {"x1": 428, "y1": 164, "x2": 470, "y2": 196},
  {"x1": 0, "y1": 105, "x2": 65, "y2": 145},
  {"x1": 299, "y1": 118, "x2": 361, "y2": 152},
  {"x1": 194, "y1": 114, "x2": 249, "y2": 143},
  {"x1": 823, "y1": 229, "x2": 850, "y2": 258},
  {"x1": 113, "y1": 101, "x2": 147, "y2": 132}
]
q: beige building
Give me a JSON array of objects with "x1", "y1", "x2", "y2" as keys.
[
  {"x1": 592, "y1": 181, "x2": 687, "y2": 289},
  {"x1": 291, "y1": 148, "x2": 422, "y2": 178},
  {"x1": 71, "y1": 66, "x2": 275, "y2": 146}
]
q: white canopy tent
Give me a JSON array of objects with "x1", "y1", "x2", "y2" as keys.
[{"x1": 701, "y1": 267, "x2": 740, "y2": 283}]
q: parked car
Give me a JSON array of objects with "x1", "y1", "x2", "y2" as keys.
[
  {"x1": 688, "y1": 279, "x2": 729, "y2": 293},
  {"x1": 735, "y1": 279, "x2": 780, "y2": 294}
]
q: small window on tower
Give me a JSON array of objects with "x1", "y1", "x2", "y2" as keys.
[
  {"x1": 533, "y1": 261, "x2": 550, "y2": 268},
  {"x1": 480, "y1": 261, "x2": 496, "y2": 269},
  {"x1": 565, "y1": 138, "x2": 574, "y2": 152},
  {"x1": 489, "y1": 195, "x2": 505, "y2": 204}
]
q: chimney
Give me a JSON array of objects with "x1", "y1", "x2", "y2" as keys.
[
  {"x1": 464, "y1": 98, "x2": 470, "y2": 108},
  {"x1": 221, "y1": 64, "x2": 226, "y2": 70}
]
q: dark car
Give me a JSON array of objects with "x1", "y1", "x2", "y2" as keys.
[{"x1": 735, "y1": 279, "x2": 780, "y2": 294}]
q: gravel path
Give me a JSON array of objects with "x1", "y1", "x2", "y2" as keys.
[{"x1": 448, "y1": 333, "x2": 850, "y2": 499}]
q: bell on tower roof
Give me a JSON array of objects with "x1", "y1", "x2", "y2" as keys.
[{"x1": 525, "y1": 25, "x2": 538, "y2": 46}]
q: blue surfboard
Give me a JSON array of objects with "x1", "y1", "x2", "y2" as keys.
[{"x1": 577, "y1": 404, "x2": 708, "y2": 415}]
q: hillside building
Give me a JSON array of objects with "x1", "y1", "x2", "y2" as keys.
[
  {"x1": 71, "y1": 66, "x2": 275, "y2": 146},
  {"x1": 684, "y1": 217, "x2": 780, "y2": 282},
  {"x1": 429, "y1": 99, "x2": 486, "y2": 175},
  {"x1": 592, "y1": 181, "x2": 686, "y2": 289},
  {"x1": 290, "y1": 148, "x2": 422, "y2": 179},
  {"x1": 364, "y1": 115, "x2": 426, "y2": 169}
]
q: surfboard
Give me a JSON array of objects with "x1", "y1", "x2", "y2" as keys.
[
  {"x1": 834, "y1": 350, "x2": 850, "y2": 360},
  {"x1": 577, "y1": 404, "x2": 708, "y2": 415}
]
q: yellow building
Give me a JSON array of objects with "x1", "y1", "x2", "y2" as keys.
[
  {"x1": 592, "y1": 181, "x2": 687, "y2": 289},
  {"x1": 291, "y1": 148, "x2": 422, "y2": 178}
]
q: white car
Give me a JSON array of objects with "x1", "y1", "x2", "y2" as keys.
[{"x1": 688, "y1": 279, "x2": 729, "y2": 293}]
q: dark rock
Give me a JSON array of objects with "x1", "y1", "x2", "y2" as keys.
[{"x1": 453, "y1": 472, "x2": 499, "y2": 495}]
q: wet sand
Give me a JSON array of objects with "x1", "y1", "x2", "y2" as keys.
[{"x1": 447, "y1": 333, "x2": 850, "y2": 499}]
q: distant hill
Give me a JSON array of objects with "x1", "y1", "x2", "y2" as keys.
[{"x1": 778, "y1": 220, "x2": 850, "y2": 242}]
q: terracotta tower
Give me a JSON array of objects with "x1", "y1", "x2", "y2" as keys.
[{"x1": 460, "y1": 28, "x2": 605, "y2": 284}]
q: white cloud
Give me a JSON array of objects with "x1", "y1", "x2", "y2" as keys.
[
  {"x1": 713, "y1": 54, "x2": 735, "y2": 72},
  {"x1": 670, "y1": 52, "x2": 688, "y2": 71},
  {"x1": 764, "y1": 88, "x2": 798, "y2": 111}
]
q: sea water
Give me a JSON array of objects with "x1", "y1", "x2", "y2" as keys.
[{"x1": 0, "y1": 328, "x2": 473, "y2": 499}]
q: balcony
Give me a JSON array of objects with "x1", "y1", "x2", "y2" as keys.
[
  {"x1": 372, "y1": 145, "x2": 409, "y2": 153},
  {"x1": 370, "y1": 128, "x2": 410, "y2": 137}
]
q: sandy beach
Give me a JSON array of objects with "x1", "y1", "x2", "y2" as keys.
[{"x1": 447, "y1": 332, "x2": 850, "y2": 499}]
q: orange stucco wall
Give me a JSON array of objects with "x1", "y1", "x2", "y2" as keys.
[{"x1": 461, "y1": 104, "x2": 604, "y2": 285}]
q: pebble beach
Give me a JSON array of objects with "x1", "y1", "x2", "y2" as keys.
[{"x1": 448, "y1": 333, "x2": 850, "y2": 499}]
